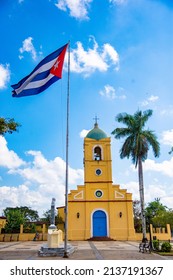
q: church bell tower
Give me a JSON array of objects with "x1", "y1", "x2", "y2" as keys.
[{"x1": 84, "y1": 120, "x2": 113, "y2": 200}]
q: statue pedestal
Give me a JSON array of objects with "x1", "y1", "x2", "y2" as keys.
[
  {"x1": 38, "y1": 226, "x2": 74, "y2": 257},
  {"x1": 48, "y1": 227, "x2": 62, "y2": 248}
]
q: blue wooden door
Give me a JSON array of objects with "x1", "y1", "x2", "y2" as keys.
[{"x1": 93, "y1": 210, "x2": 107, "y2": 237}]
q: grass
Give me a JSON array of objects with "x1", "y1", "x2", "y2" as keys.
[{"x1": 156, "y1": 251, "x2": 173, "y2": 256}]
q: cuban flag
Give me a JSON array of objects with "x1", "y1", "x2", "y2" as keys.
[{"x1": 12, "y1": 43, "x2": 68, "y2": 97}]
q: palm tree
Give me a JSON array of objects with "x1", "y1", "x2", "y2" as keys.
[{"x1": 111, "y1": 109, "x2": 160, "y2": 241}]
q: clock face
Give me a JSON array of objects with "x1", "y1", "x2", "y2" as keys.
[
  {"x1": 95, "y1": 168, "x2": 102, "y2": 176},
  {"x1": 95, "y1": 190, "x2": 103, "y2": 198}
]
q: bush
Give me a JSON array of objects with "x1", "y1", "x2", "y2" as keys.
[
  {"x1": 152, "y1": 239, "x2": 160, "y2": 251},
  {"x1": 161, "y1": 242, "x2": 172, "y2": 252}
]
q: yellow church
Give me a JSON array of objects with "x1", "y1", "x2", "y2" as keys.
[{"x1": 58, "y1": 121, "x2": 136, "y2": 240}]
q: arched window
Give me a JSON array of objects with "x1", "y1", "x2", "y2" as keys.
[{"x1": 94, "y1": 146, "x2": 102, "y2": 160}]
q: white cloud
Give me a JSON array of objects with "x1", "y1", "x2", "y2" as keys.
[
  {"x1": 140, "y1": 94, "x2": 159, "y2": 107},
  {"x1": 19, "y1": 37, "x2": 37, "y2": 61},
  {"x1": 70, "y1": 37, "x2": 119, "y2": 76},
  {"x1": 160, "y1": 106, "x2": 173, "y2": 116},
  {"x1": 55, "y1": 0, "x2": 127, "y2": 20},
  {"x1": 0, "y1": 64, "x2": 10, "y2": 89},
  {"x1": 0, "y1": 185, "x2": 44, "y2": 214},
  {"x1": 123, "y1": 181, "x2": 139, "y2": 200},
  {"x1": 127, "y1": 156, "x2": 173, "y2": 208},
  {"x1": 79, "y1": 129, "x2": 90, "y2": 138},
  {"x1": 144, "y1": 184, "x2": 167, "y2": 203},
  {"x1": 123, "y1": 180, "x2": 173, "y2": 209},
  {"x1": 109, "y1": 0, "x2": 127, "y2": 4},
  {"x1": 161, "y1": 129, "x2": 173, "y2": 146},
  {"x1": 148, "y1": 95, "x2": 159, "y2": 102},
  {"x1": 143, "y1": 158, "x2": 173, "y2": 178},
  {"x1": 0, "y1": 141, "x2": 84, "y2": 215},
  {"x1": 10, "y1": 150, "x2": 83, "y2": 185},
  {"x1": 54, "y1": 0, "x2": 128, "y2": 20},
  {"x1": 99, "y1": 84, "x2": 126, "y2": 100},
  {"x1": 102, "y1": 43, "x2": 119, "y2": 71},
  {"x1": 99, "y1": 85, "x2": 116, "y2": 99},
  {"x1": 55, "y1": 0, "x2": 92, "y2": 20},
  {"x1": 0, "y1": 136, "x2": 25, "y2": 169},
  {"x1": 130, "y1": 157, "x2": 173, "y2": 178}
]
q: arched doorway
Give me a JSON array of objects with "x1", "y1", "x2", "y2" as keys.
[{"x1": 92, "y1": 210, "x2": 107, "y2": 237}]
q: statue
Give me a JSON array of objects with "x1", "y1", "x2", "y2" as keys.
[
  {"x1": 38, "y1": 197, "x2": 74, "y2": 256},
  {"x1": 50, "y1": 197, "x2": 56, "y2": 226},
  {"x1": 49, "y1": 198, "x2": 56, "y2": 230}
]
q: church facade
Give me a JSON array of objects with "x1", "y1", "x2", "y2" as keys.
[{"x1": 58, "y1": 122, "x2": 136, "y2": 240}]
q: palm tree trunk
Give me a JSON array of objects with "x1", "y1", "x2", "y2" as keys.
[{"x1": 138, "y1": 157, "x2": 147, "y2": 241}]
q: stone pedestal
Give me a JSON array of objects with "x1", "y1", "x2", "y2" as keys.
[
  {"x1": 48, "y1": 228, "x2": 62, "y2": 248},
  {"x1": 38, "y1": 228, "x2": 74, "y2": 257},
  {"x1": 38, "y1": 242, "x2": 75, "y2": 257}
]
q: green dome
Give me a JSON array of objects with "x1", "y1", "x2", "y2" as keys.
[{"x1": 86, "y1": 123, "x2": 107, "y2": 140}]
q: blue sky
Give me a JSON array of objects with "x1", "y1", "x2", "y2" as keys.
[{"x1": 0, "y1": 0, "x2": 173, "y2": 216}]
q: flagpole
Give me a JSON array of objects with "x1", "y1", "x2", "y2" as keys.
[{"x1": 63, "y1": 41, "x2": 70, "y2": 258}]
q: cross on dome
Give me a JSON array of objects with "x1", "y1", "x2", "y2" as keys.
[{"x1": 93, "y1": 115, "x2": 99, "y2": 127}]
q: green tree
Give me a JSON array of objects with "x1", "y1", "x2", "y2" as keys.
[
  {"x1": 0, "y1": 117, "x2": 20, "y2": 136},
  {"x1": 164, "y1": 210, "x2": 173, "y2": 230},
  {"x1": 3, "y1": 206, "x2": 39, "y2": 233},
  {"x1": 111, "y1": 109, "x2": 160, "y2": 240},
  {"x1": 18, "y1": 206, "x2": 39, "y2": 222},
  {"x1": 145, "y1": 198, "x2": 167, "y2": 227},
  {"x1": 151, "y1": 207, "x2": 173, "y2": 231},
  {"x1": 41, "y1": 209, "x2": 63, "y2": 226},
  {"x1": 4, "y1": 208, "x2": 26, "y2": 233}
]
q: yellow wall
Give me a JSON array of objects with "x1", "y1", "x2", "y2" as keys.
[
  {"x1": 0, "y1": 233, "x2": 48, "y2": 242},
  {"x1": 66, "y1": 188, "x2": 136, "y2": 240},
  {"x1": 0, "y1": 217, "x2": 6, "y2": 234},
  {"x1": 0, "y1": 224, "x2": 170, "y2": 242}
]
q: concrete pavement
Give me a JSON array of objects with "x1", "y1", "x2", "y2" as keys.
[{"x1": 0, "y1": 240, "x2": 172, "y2": 260}]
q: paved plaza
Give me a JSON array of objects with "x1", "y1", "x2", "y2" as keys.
[{"x1": 0, "y1": 240, "x2": 172, "y2": 260}]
